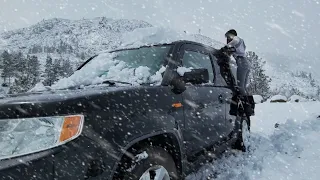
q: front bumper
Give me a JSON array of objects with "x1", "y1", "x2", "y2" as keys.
[{"x1": 0, "y1": 135, "x2": 118, "y2": 180}]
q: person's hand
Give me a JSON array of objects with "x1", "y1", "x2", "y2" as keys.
[
  {"x1": 221, "y1": 45, "x2": 229, "y2": 51},
  {"x1": 228, "y1": 47, "x2": 236, "y2": 52},
  {"x1": 219, "y1": 46, "x2": 229, "y2": 56},
  {"x1": 233, "y1": 86, "x2": 241, "y2": 96}
]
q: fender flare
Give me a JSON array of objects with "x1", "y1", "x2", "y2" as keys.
[{"x1": 109, "y1": 128, "x2": 185, "y2": 179}]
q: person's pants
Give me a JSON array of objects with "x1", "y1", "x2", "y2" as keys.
[{"x1": 235, "y1": 56, "x2": 250, "y2": 95}]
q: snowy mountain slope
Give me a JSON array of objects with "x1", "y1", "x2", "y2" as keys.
[
  {"x1": 261, "y1": 52, "x2": 320, "y2": 81},
  {"x1": 0, "y1": 17, "x2": 152, "y2": 56},
  {"x1": 0, "y1": 17, "x2": 226, "y2": 68},
  {"x1": 186, "y1": 101, "x2": 320, "y2": 180},
  {"x1": 262, "y1": 53, "x2": 320, "y2": 98}
]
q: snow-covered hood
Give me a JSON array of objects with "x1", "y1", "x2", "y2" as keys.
[{"x1": 0, "y1": 85, "x2": 131, "y2": 105}]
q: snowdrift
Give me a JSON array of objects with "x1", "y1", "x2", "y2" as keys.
[
  {"x1": 253, "y1": 95, "x2": 263, "y2": 104},
  {"x1": 289, "y1": 95, "x2": 308, "y2": 103},
  {"x1": 268, "y1": 94, "x2": 287, "y2": 103},
  {"x1": 186, "y1": 116, "x2": 320, "y2": 180}
]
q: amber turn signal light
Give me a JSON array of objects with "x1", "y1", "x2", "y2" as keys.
[
  {"x1": 59, "y1": 115, "x2": 83, "y2": 142},
  {"x1": 172, "y1": 102, "x2": 183, "y2": 108}
]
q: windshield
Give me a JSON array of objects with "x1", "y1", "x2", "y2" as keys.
[{"x1": 50, "y1": 45, "x2": 172, "y2": 90}]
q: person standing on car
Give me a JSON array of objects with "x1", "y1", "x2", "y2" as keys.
[{"x1": 223, "y1": 29, "x2": 251, "y2": 96}]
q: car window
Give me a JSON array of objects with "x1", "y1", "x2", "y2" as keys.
[
  {"x1": 182, "y1": 50, "x2": 214, "y2": 82},
  {"x1": 112, "y1": 45, "x2": 171, "y2": 76}
]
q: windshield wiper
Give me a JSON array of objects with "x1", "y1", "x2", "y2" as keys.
[{"x1": 100, "y1": 80, "x2": 133, "y2": 86}]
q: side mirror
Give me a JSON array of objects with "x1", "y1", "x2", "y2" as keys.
[
  {"x1": 170, "y1": 78, "x2": 186, "y2": 94},
  {"x1": 169, "y1": 68, "x2": 209, "y2": 94},
  {"x1": 183, "y1": 68, "x2": 209, "y2": 84}
]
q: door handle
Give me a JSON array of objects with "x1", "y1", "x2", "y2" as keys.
[
  {"x1": 198, "y1": 103, "x2": 205, "y2": 109},
  {"x1": 191, "y1": 102, "x2": 205, "y2": 116},
  {"x1": 218, "y1": 94, "x2": 223, "y2": 103}
]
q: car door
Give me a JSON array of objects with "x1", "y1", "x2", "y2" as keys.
[
  {"x1": 179, "y1": 44, "x2": 229, "y2": 155},
  {"x1": 211, "y1": 52, "x2": 237, "y2": 139}
]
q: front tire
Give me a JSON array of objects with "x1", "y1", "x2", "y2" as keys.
[
  {"x1": 233, "y1": 116, "x2": 251, "y2": 152},
  {"x1": 113, "y1": 146, "x2": 180, "y2": 180}
]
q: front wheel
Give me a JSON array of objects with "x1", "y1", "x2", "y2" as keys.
[
  {"x1": 139, "y1": 165, "x2": 171, "y2": 180},
  {"x1": 232, "y1": 116, "x2": 251, "y2": 152},
  {"x1": 113, "y1": 146, "x2": 180, "y2": 180}
]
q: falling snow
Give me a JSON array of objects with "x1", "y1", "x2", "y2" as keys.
[{"x1": 0, "y1": 1, "x2": 319, "y2": 180}]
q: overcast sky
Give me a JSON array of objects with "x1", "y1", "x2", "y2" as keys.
[{"x1": 1, "y1": 0, "x2": 320, "y2": 58}]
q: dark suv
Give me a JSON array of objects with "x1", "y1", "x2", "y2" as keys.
[{"x1": 0, "y1": 40, "x2": 252, "y2": 180}]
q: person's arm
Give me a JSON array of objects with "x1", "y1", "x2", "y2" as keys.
[{"x1": 226, "y1": 36, "x2": 240, "y2": 47}]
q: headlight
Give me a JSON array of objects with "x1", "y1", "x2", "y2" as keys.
[{"x1": 0, "y1": 115, "x2": 84, "y2": 160}]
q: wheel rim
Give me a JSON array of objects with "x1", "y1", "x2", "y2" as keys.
[
  {"x1": 242, "y1": 120, "x2": 250, "y2": 150},
  {"x1": 139, "y1": 165, "x2": 170, "y2": 180}
]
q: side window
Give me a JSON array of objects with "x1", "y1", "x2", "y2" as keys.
[{"x1": 182, "y1": 49, "x2": 214, "y2": 82}]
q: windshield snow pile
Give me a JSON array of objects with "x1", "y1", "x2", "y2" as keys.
[{"x1": 48, "y1": 45, "x2": 169, "y2": 90}]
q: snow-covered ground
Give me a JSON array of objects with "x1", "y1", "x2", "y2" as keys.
[{"x1": 186, "y1": 101, "x2": 320, "y2": 180}]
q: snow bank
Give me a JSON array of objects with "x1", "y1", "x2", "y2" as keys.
[
  {"x1": 253, "y1": 95, "x2": 263, "y2": 104},
  {"x1": 186, "y1": 101, "x2": 320, "y2": 180},
  {"x1": 29, "y1": 82, "x2": 48, "y2": 92},
  {"x1": 251, "y1": 101, "x2": 320, "y2": 136},
  {"x1": 186, "y1": 115, "x2": 320, "y2": 180},
  {"x1": 268, "y1": 94, "x2": 287, "y2": 102},
  {"x1": 289, "y1": 95, "x2": 308, "y2": 103}
]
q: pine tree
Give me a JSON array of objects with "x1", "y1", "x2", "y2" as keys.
[
  {"x1": 11, "y1": 51, "x2": 24, "y2": 77},
  {"x1": 27, "y1": 55, "x2": 40, "y2": 86},
  {"x1": 80, "y1": 52, "x2": 86, "y2": 60},
  {"x1": 61, "y1": 58, "x2": 73, "y2": 77},
  {"x1": 52, "y1": 58, "x2": 62, "y2": 82},
  {"x1": 0, "y1": 53, "x2": 3, "y2": 69},
  {"x1": 246, "y1": 51, "x2": 271, "y2": 98},
  {"x1": 1, "y1": 51, "x2": 14, "y2": 85},
  {"x1": 310, "y1": 79, "x2": 316, "y2": 87},
  {"x1": 10, "y1": 55, "x2": 41, "y2": 93},
  {"x1": 9, "y1": 56, "x2": 28, "y2": 93},
  {"x1": 43, "y1": 55, "x2": 55, "y2": 86},
  {"x1": 317, "y1": 86, "x2": 320, "y2": 99}
]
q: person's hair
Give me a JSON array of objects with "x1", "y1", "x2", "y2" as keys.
[{"x1": 225, "y1": 29, "x2": 237, "y2": 37}]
